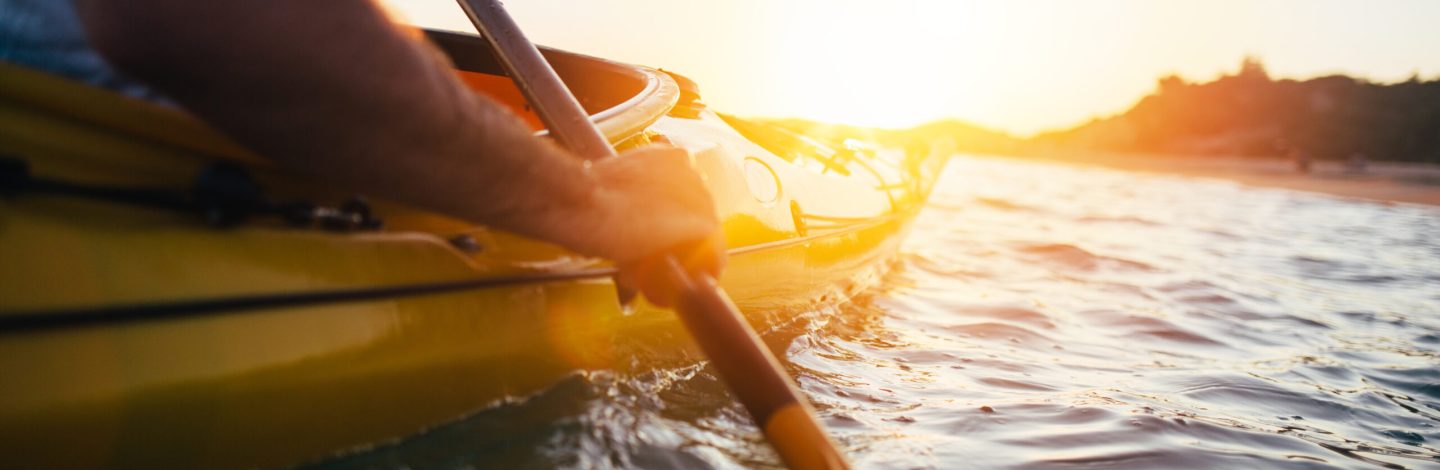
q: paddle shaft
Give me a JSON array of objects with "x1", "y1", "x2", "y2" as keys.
[
  {"x1": 454, "y1": 1, "x2": 848, "y2": 468},
  {"x1": 454, "y1": 0, "x2": 615, "y2": 159}
]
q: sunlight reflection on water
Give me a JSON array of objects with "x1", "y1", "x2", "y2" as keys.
[{"x1": 317, "y1": 156, "x2": 1440, "y2": 469}]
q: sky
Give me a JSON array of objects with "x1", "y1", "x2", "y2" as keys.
[{"x1": 387, "y1": 0, "x2": 1440, "y2": 136}]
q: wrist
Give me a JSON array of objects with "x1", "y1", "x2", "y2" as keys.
[{"x1": 538, "y1": 156, "x2": 614, "y2": 258}]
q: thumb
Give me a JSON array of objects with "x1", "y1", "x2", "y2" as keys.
[{"x1": 616, "y1": 232, "x2": 726, "y2": 308}]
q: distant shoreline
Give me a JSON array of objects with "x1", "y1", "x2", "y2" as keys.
[{"x1": 1003, "y1": 152, "x2": 1440, "y2": 206}]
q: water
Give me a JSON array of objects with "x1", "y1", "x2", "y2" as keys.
[{"x1": 318, "y1": 156, "x2": 1440, "y2": 469}]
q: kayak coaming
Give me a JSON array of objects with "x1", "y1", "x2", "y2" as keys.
[
  {"x1": 0, "y1": 31, "x2": 942, "y2": 469},
  {"x1": 435, "y1": 29, "x2": 678, "y2": 145}
]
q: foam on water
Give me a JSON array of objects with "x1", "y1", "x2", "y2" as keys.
[{"x1": 318, "y1": 156, "x2": 1440, "y2": 469}]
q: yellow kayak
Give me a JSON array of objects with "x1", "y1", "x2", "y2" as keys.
[{"x1": 0, "y1": 30, "x2": 946, "y2": 469}]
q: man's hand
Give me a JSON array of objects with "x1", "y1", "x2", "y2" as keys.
[{"x1": 570, "y1": 146, "x2": 725, "y2": 306}]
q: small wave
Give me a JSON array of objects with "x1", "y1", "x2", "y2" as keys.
[
  {"x1": 1154, "y1": 279, "x2": 1221, "y2": 294},
  {"x1": 1078, "y1": 311, "x2": 1224, "y2": 347},
  {"x1": 1167, "y1": 374, "x2": 1359, "y2": 423},
  {"x1": 1173, "y1": 292, "x2": 1241, "y2": 305},
  {"x1": 1126, "y1": 328, "x2": 1228, "y2": 347},
  {"x1": 1014, "y1": 243, "x2": 1157, "y2": 272},
  {"x1": 955, "y1": 305, "x2": 1057, "y2": 329},
  {"x1": 1341, "y1": 274, "x2": 1404, "y2": 284},
  {"x1": 973, "y1": 196, "x2": 1036, "y2": 212},
  {"x1": 946, "y1": 322, "x2": 1053, "y2": 346},
  {"x1": 1074, "y1": 215, "x2": 1162, "y2": 226},
  {"x1": 1362, "y1": 369, "x2": 1440, "y2": 400},
  {"x1": 975, "y1": 376, "x2": 1059, "y2": 392}
]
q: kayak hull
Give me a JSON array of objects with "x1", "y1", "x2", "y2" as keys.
[{"x1": 0, "y1": 216, "x2": 911, "y2": 469}]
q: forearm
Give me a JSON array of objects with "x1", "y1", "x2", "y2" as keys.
[{"x1": 75, "y1": 0, "x2": 596, "y2": 245}]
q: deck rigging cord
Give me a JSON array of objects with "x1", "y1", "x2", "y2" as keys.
[{"x1": 0, "y1": 155, "x2": 383, "y2": 231}]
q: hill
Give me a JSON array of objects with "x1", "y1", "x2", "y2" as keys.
[
  {"x1": 762, "y1": 58, "x2": 1440, "y2": 163},
  {"x1": 1029, "y1": 58, "x2": 1440, "y2": 163}
]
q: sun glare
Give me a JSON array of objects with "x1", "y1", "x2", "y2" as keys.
[
  {"x1": 761, "y1": 2, "x2": 960, "y2": 128},
  {"x1": 388, "y1": 0, "x2": 1440, "y2": 134}
]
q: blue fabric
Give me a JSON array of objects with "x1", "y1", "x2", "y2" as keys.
[{"x1": 0, "y1": 0, "x2": 165, "y2": 100}]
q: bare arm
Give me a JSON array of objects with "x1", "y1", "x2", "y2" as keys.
[{"x1": 73, "y1": 0, "x2": 717, "y2": 267}]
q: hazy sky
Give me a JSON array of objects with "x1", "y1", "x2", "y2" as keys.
[{"x1": 388, "y1": 0, "x2": 1440, "y2": 135}]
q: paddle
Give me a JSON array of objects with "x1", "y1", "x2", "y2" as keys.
[{"x1": 453, "y1": 1, "x2": 849, "y2": 468}]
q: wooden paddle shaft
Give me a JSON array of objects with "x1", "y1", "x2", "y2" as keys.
[
  {"x1": 456, "y1": 1, "x2": 848, "y2": 467},
  {"x1": 455, "y1": 0, "x2": 616, "y2": 161},
  {"x1": 663, "y1": 259, "x2": 850, "y2": 469}
]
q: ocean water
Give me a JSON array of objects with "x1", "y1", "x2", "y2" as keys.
[{"x1": 318, "y1": 156, "x2": 1440, "y2": 469}]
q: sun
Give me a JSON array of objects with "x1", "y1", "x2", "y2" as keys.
[{"x1": 755, "y1": 2, "x2": 965, "y2": 128}]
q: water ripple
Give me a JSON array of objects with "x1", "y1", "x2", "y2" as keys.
[{"x1": 314, "y1": 156, "x2": 1440, "y2": 469}]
